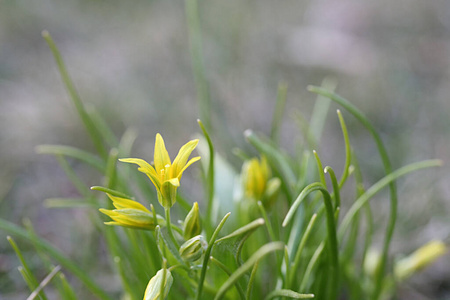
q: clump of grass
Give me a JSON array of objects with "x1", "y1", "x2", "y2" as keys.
[{"x1": 0, "y1": 9, "x2": 447, "y2": 300}]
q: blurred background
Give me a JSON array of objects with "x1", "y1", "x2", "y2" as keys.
[{"x1": 0, "y1": 0, "x2": 449, "y2": 299}]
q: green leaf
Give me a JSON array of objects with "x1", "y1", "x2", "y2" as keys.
[
  {"x1": 0, "y1": 219, "x2": 112, "y2": 300},
  {"x1": 214, "y1": 242, "x2": 284, "y2": 300},
  {"x1": 36, "y1": 145, "x2": 105, "y2": 171},
  {"x1": 90, "y1": 186, "x2": 133, "y2": 199},
  {"x1": 265, "y1": 289, "x2": 314, "y2": 300}
]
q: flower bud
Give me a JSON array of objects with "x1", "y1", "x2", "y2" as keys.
[
  {"x1": 394, "y1": 240, "x2": 447, "y2": 281},
  {"x1": 144, "y1": 269, "x2": 173, "y2": 300},
  {"x1": 242, "y1": 157, "x2": 269, "y2": 200},
  {"x1": 179, "y1": 235, "x2": 206, "y2": 262},
  {"x1": 183, "y1": 202, "x2": 202, "y2": 240},
  {"x1": 99, "y1": 194, "x2": 164, "y2": 230}
]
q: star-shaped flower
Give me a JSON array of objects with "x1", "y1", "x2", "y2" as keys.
[{"x1": 120, "y1": 133, "x2": 200, "y2": 208}]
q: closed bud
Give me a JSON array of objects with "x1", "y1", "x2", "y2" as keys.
[
  {"x1": 179, "y1": 235, "x2": 206, "y2": 262},
  {"x1": 183, "y1": 202, "x2": 202, "y2": 240},
  {"x1": 144, "y1": 269, "x2": 173, "y2": 300},
  {"x1": 99, "y1": 194, "x2": 164, "y2": 230}
]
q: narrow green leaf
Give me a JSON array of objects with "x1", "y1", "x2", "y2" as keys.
[
  {"x1": 198, "y1": 119, "x2": 215, "y2": 236},
  {"x1": 270, "y1": 82, "x2": 288, "y2": 145},
  {"x1": 338, "y1": 160, "x2": 443, "y2": 239},
  {"x1": 196, "y1": 212, "x2": 231, "y2": 300},
  {"x1": 57, "y1": 273, "x2": 78, "y2": 300},
  {"x1": 216, "y1": 218, "x2": 264, "y2": 243},
  {"x1": 90, "y1": 186, "x2": 133, "y2": 199},
  {"x1": 210, "y1": 257, "x2": 245, "y2": 300},
  {"x1": 36, "y1": 145, "x2": 105, "y2": 171},
  {"x1": 27, "y1": 265, "x2": 61, "y2": 300},
  {"x1": 186, "y1": 0, "x2": 211, "y2": 131},
  {"x1": 44, "y1": 198, "x2": 97, "y2": 208},
  {"x1": 0, "y1": 219, "x2": 112, "y2": 300},
  {"x1": 42, "y1": 31, "x2": 107, "y2": 158},
  {"x1": 8, "y1": 237, "x2": 47, "y2": 300},
  {"x1": 214, "y1": 242, "x2": 284, "y2": 300},
  {"x1": 265, "y1": 289, "x2": 314, "y2": 300}
]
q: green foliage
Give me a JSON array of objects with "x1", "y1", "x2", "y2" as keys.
[{"x1": 0, "y1": 9, "x2": 446, "y2": 300}]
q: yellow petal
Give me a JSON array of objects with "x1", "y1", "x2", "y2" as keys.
[
  {"x1": 106, "y1": 193, "x2": 150, "y2": 212},
  {"x1": 171, "y1": 139, "x2": 199, "y2": 178},
  {"x1": 176, "y1": 156, "x2": 201, "y2": 180},
  {"x1": 154, "y1": 134, "x2": 171, "y2": 175},
  {"x1": 119, "y1": 158, "x2": 161, "y2": 189}
]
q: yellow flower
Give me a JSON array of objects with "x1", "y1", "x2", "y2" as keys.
[
  {"x1": 241, "y1": 156, "x2": 280, "y2": 207},
  {"x1": 99, "y1": 193, "x2": 164, "y2": 230},
  {"x1": 120, "y1": 133, "x2": 200, "y2": 209}
]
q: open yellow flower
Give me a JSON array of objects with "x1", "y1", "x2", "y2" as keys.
[{"x1": 120, "y1": 133, "x2": 200, "y2": 208}]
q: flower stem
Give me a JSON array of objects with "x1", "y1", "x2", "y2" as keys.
[{"x1": 165, "y1": 208, "x2": 179, "y2": 249}]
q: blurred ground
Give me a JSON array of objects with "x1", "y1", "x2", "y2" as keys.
[{"x1": 0, "y1": 0, "x2": 449, "y2": 299}]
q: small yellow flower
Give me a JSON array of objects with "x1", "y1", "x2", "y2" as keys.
[
  {"x1": 241, "y1": 156, "x2": 280, "y2": 207},
  {"x1": 120, "y1": 133, "x2": 200, "y2": 209},
  {"x1": 99, "y1": 193, "x2": 164, "y2": 230}
]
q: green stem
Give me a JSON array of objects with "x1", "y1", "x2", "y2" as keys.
[
  {"x1": 196, "y1": 213, "x2": 231, "y2": 300},
  {"x1": 198, "y1": 119, "x2": 215, "y2": 237},
  {"x1": 165, "y1": 208, "x2": 179, "y2": 249}
]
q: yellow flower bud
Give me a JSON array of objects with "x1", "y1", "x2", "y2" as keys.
[
  {"x1": 179, "y1": 235, "x2": 206, "y2": 262},
  {"x1": 183, "y1": 202, "x2": 202, "y2": 240},
  {"x1": 241, "y1": 156, "x2": 280, "y2": 207},
  {"x1": 143, "y1": 269, "x2": 173, "y2": 300},
  {"x1": 394, "y1": 240, "x2": 447, "y2": 281},
  {"x1": 99, "y1": 194, "x2": 164, "y2": 230}
]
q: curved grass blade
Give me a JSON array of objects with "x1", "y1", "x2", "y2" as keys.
[
  {"x1": 0, "y1": 219, "x2": 112, "y2": 300},
  {"x1": 198, "y1": 119, "x2": 215, "y2": 235},
  {"x1": 216, "y1": 218, "x2": 264, "y2": 243},
  {"x1": 196, "y1": 212, "x2": 231, "y2": 300},
  {"x1": 186, "y1": 0, "x2": 211, "y2": 131},
  {"x1": 308, "y1": 86, "x2": 398, "y2": 300},
  {"x1": 210, "y1": 257, "x2": 245, "y2": 300},
  {"x1": 42, "y1": 31, "x2": 107, "y2": 159},
  {"x1": 8, "y1": 236, "x2": 48, "y2": 300},
  {"x1": 90, "y1": 186, "x2": 133, "y2": 199},
  {"x1": 214, "y1": 242, "x2": 285, "y2": 300},
  {"x1": 270, "y1": 82, "x2": 288, "y2": 145},
  {"x1": 27, "y1": 265, "x2": 61, "y2": 300},
  {"x1": 336, "y1": 110, "x2": 351, "y2": 188},
  {"x1": 338, "y1": 159, "x2": 443, "y2": 240},
  {"x1": 265, "y1": 289, "x2": 314, "y2": 300},
  {"x1": 36, "y1": 145, "x2": 105, "y2": 172}
]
